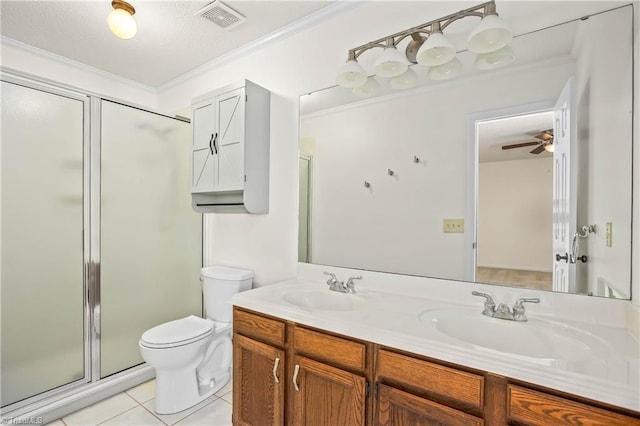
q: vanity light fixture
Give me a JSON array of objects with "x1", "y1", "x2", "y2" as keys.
[
  {"x1": 335, "y1": 0, "x2": 512, "y2": 88},
  {"x1": 107, "y1": 0, "x2": 137, "y2": 40}
]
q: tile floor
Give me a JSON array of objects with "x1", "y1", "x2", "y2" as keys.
[{"x1": 46, "y1": 380, "x2": 232, "y2": 426}]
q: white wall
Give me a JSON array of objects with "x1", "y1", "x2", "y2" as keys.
[
  {"x1": 478, "y1": 158, "x2": 553, "y2": 271},
  {"x1": 573, "y1": 6, "x2": 634, "y2": 298}
]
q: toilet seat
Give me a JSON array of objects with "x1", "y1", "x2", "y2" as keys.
[{"x1": 140, "y1": 315, "x2": 214, "y2": 349}]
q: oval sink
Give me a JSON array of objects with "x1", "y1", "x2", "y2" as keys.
[
  {"x1": 419, "y1": 308, "x2": 611, "y2": 363},
  {"x1": 282, "y1": 290, "x2": 365, "y2": 311}
]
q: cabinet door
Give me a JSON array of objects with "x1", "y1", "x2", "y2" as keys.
[
  {"x1": 233, "y1": 334, "x2": 284, "y2": 426},
  {"x1": 191, "y1": 102, "x2": 216, "y2": 192},
  {"x1": 376, "y1": 384, "x2": 484, "y2": 426},
  {"x1": 215, "y1": 88, "x2": 246, "y2": 191},
  {"x1": 292, "y1": 355, "x2": 366, "y2": 426}
]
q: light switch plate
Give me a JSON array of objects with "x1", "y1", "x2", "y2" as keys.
[{"x1": 443, "y1": 219, "x2": 464, "y2": 233}]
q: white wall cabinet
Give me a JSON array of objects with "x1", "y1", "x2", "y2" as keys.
[{"x1": 191, "y1": 80, "x2": 270, "y2": 213}]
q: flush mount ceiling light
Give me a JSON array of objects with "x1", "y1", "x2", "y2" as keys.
[
  {"x1": 335, "y1": 1, "x2": 513, "y2": 88},
  {"x1": 107, "y1": 0, "x2": 137, "y2": 40}
]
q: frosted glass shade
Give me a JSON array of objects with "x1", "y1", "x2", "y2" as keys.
[
  {"x1": 416, "y1": 32, "x2": 456, "y2": 66},
  {"x1": 373, "y1": 47, "x2": 408, "y2": 78},
  {"x1": 353, "y1": 77, "x2": 380, "y2": 98},
  {"x1": 107, "y1": 8, "x2": 137, "y2": 39},
  {"x1": 336, "y1": 59, "x2": 367, "y2": 88},
  {"x1": 428, "y1": 57, "x2": 463, "y2": 80},
  {"x1": 467, "y1": 14, "x2": 512, "y2": 54},
  {"x1": 474, "y1": 45, "x2": 515, "y2": 70},
  {"x1": 390, "y1": 68, "x2": 418, "y2": 90}
]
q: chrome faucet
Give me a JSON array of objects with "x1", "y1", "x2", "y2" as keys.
[
  {"x1": 323, "y1": 272, "x2": 361, "y2": 293},
  {"x1": 472, "y1": 291, "x2": 539, "y2": 322}
]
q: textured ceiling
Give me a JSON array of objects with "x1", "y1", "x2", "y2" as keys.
[{"x1": 0, "y1": 1, "x2": 334, "y2": 87}]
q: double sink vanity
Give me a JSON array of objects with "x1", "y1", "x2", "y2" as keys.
[{"x1": 231, "y1": 265, "x2": 639, "y2": 425}]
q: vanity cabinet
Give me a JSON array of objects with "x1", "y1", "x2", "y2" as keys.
[
  {"x1": 233, "y1": 308, "x2": 371, "y2": 426},
  {"x1": 232, "y1": 307, "x2": 640, "y2": 426},
  {"x1": 191, "y1": 80, "x2": 270, "y2": 213}
]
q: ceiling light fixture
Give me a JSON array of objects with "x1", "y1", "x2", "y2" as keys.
[
  {"x1": 335, "y1": 1, "x2": 513, "y2": 88},
  {"x1": 107, "y1": 0, "x2": 137, "y2": 40}
]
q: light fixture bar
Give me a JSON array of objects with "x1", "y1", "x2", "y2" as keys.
[{"x1": 346, "y1": 1, "x2": 495, "y2": 60}]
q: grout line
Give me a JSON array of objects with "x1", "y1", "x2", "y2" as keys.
[
  {"x1": 170, "y1": 397, "x2": 220, "y2": 426},
  {"x1": 140, "y1": 403, "x2": 170, "y2": 426},
  {"x1": 95, "y1": 404, "x2": 140, "y2": 426}
]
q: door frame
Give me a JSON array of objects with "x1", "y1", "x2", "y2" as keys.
[{"x1": 465, "y1": 101, "x2": 555, "y2": 282}]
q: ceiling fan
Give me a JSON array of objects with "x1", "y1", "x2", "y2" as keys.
[{"x1": 501, "y1": 129, "x2": 554, "y2": 154}]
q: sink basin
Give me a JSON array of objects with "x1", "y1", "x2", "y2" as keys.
[
  {"x1": 282, "y1": 289, "x2": 365, "y2": 311},
  {"x1": 419, "y1": 308, "x2": 610, "y2": 363}
]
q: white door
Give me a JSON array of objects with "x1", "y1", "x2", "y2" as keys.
[
  {"x1": 215, "y1": 88, "x2": 245, "y2": 191},
  {"x1": 191, "y1": 102, "x2": 216, "y2": 192},
  {"x1": 552, "y1": 78, "x2": 577, "y2": 293}
]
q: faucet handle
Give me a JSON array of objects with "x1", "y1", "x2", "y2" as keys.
[
  {"x1": 346, "y1": 275, "x2": 362, "y2": 285},
  {"x1": 472, "y1": 291, "x2": 496, "y2": 316},
  {"x1": 323, "y1": 271, "x2": 338, "y2": 282},
  {"x1": 513, "y1": 298, "x2": 540, "y2": 310}
]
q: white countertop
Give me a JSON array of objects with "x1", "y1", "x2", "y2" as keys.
[{"x1": 231, "y1": 270, "x2": 640, "y2": 412}]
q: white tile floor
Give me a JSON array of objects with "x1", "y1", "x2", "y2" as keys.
[{"x1": 46, "y1": 380, "x2": 232, "y2": 426}]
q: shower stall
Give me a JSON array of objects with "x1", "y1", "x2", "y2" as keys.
[{"x1": 0, "y1": 72, "x2": 202, "y2": 422}]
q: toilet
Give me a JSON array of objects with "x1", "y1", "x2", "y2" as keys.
[{"x1": 139, "y1": 266, "x2": 253, "y2": 414}]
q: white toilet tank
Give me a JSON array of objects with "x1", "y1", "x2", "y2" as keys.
[{"x1": 202, "y1": 266, "x2": 253, "y2": 322}]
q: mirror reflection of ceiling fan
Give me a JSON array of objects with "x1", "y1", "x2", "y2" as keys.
[{"x1": 501, "y1": 129, "x2": 554, "y2": 154}]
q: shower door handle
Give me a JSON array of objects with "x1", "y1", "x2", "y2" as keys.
[
  {"x1": 212, "y1": 132, "x2": 218, "y2": 155},
  {"x1": 208, "y1": 133, "x2": 215, "y2": 155}
]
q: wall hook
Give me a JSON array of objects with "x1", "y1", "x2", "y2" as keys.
[
  {"x1": 413, "y1": 156, "x2": 420, "y2": 163},
  {"x1": 387, "y1": 169, "x2": 394, "y2": 176},
  {"x1": 364, "y1": 181, "x2": 371, "y2": 188}
]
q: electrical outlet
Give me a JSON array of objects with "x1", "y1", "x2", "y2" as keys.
[
  {"x1": 443, "y1": 219, "x2": 464, "y2": 233},
  {"x1": 606, "y1": 222, "x2": 612, "y2": 247}
]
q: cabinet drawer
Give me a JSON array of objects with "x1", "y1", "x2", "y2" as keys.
[
  {"x1": 508, "y1": 385, "x2": 640, "y2": 426},
  {"x1": 233, "y1": 308, "x2": 285, "y2": 347},
  {"x1": 378, "y1": 384, "x2": 484, "y2": 426},
  {"x1": 293, "y1": 326, "x2": 366, "y2": 372},
  {"x1": 377, "y1": 349, "x2": 484, "y2": 410}
]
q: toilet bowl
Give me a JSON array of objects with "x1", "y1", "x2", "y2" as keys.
[{"x1": 139, "y1": 266, "x2": 253, "y2": 414}]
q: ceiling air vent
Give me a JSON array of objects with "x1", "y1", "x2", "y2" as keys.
[{"x1": 196, "y1": 1, "x2": 247, "y2": 31}]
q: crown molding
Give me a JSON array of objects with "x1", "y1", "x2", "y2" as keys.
[
  {"x1": 1, "y1": 36, "x2": 157, "y2": 95},
  {"x1": 157, "y1": 1, "x2": 358, "y2": 93}
]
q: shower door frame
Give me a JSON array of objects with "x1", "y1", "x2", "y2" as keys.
[
  {"x1": 1, "y1": 69, "x2": 197, "y2": 421},
  {"x1": 1, "y1": 73, "x2": 94, "y2": 411}
]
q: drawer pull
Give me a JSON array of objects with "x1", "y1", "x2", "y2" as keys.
[
  {"x1": 293, "y1": 364, "x2": 300, "y2": 391},
  {"x1": 272, "y1": 357, "x2": 280, "y2": 384}
]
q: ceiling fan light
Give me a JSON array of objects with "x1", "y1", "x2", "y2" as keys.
[
  {"x1": 373, "y1": 46, "x2": 408, "y2": 78},
  {"x1": 336, "y1": 59, "x2": 368, "y2": 88},
  {"x1": 107, "y1": 0, "x2": 137, "y2": 40},
  {"x1": 467, "y1": 14, "x2": 512, "y2": 54},
  {"x1": 416, "y1": 31, "x2": 456, "y2": 67},
  {"x1": 544, "y1": 142, "x2": 554, "y2": 152},
  {"x1": 474, "y1": 45, "x2": 515, "y2": 70},
  {"x1": 428, "y1": 57, "x2": 463, "y2": 81},
  {"x1": 389, "y1": 68, "x2": 418, "y2": 90},
  {"x1": 352, "y1": 77, "x2": 381, "y2": 98}
]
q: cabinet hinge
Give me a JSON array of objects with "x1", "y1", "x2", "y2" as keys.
[
  {"x1": 365, "y1": 381, "x2": 370, "y2": 397},
  {"x1": 374, "y1": 382, "x2": 379, "y2": 398},
  {"x1": 244, "y1": 174, "x2": 247, "y2": 182}
]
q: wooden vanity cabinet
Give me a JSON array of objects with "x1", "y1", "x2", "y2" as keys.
[
  {"x1": 233, "y1": 308, "x2": 372, "y2": 426},
  {"x1": 233, "y1": 308, "x2": 640, "y2": 426}
]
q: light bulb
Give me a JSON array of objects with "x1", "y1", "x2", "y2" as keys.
[
  {"x1": 107, "y1": 1, "x2": 137, "y2": 40},
  {"x1": 336, "y1": 59, "x2": 367, "y2": 88}
]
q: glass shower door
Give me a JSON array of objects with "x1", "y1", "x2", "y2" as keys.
[
  {"x1": 1, "y1": 81, "x2": 87, "y2": 406},
  {"x1": 100, "y1": 100, "x2": 202, "y2": 377}
]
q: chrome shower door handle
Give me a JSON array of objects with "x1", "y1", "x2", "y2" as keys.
[
  {"x1": 272, "y1": 357, "x2": 280, "y2": 384},
  {"x1": 208, "y1": 133, "x2": 215, "y2": 155},
  {"x1": 293, "y1": 364, "x2": 300, "y2": 391},
  {"x1": 213, "y1": 132, "x2": 218, "y2": 154}
]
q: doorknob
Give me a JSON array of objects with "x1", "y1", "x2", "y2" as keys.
[{"x1": 555, "y1": 253, "x2": 569, "y2": 262}]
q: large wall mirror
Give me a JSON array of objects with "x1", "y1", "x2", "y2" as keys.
[{"x1": 298, "y1": 2, "x2": 634, "y2": 299}]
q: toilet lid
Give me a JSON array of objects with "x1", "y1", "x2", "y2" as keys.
[{"x1": 140, "y1": 315, "x2": 214, "y2": 348}]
